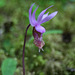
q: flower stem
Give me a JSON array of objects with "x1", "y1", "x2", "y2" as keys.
[{"x1": 22, "y1": 24, "x2": 30, "y2": 75}]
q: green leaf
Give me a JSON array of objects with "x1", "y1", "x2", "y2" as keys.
[
  {"x1": 28, "y1": 30, "x2": 63, "y2": 43},
  {"x1": 44, "y1": 30, "x2": 63, "y2": 34},
  {"x1": 23, "y1": 12, "x2": 29, "y2": 18},
  {"x1": 1, "y1": 58, "x2": 17, "y2": 75},
  {"x1": 40, "y1": 72, "x2": 44, "y2": 75},
  {"x1": 0, "y1": 0, "x2": 5, "y2": 7},
  {"x1": 3, "y1": 39, "x2": 11, "y2": 51}
]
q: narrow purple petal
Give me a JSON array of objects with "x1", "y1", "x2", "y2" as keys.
[
  {"x1": 29, "y1": 3, "x2": 35, "y2": 26},
  {"x1": 40, "y1": 11, "x2": 58, "y2": 24},
  {"x1": 41, "y1": 12, "x2": 49, "y2": 20},
  {"x1": 32, "y1": 6, "x2": 38, "y2": 25},
  {"x1": 37, "y1": 5, "x2": 53, "y2": 22},
  {"x1": 35, "y1": 25, "x2": 46, "y2": 33}
]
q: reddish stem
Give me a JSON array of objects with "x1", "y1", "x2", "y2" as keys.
[{"x1": 22, "y1": 24, "x2": 30, "y2": 75}]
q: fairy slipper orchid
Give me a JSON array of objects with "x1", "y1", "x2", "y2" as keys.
[{"x1": 29, "y1": 3, "x2": 58, "y2": 52}]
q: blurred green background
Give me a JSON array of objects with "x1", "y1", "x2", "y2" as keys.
[{"x1": 0, "y1": 0, "x2": 75, "y2": 75}]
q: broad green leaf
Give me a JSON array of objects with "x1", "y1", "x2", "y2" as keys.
[
  {"x1": 28, "y1": 30, "x2": 63, "y2": 42},
  {"x1": 1, "y1": 58, "x2": 17, "y2": 75},
  {"x1": 3, "y1": 39, "x2": 11, "y2": 51},
  {"x1": 0, "y1": 0, "x2": 5, "y2": 7}
]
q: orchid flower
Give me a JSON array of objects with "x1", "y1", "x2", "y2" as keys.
[
  {"x1": 29, "y1": 3, "x2": 58, "y2": 52},
  {"x1": 22, "y1": 3, "x2": 58, "y2": 75}
]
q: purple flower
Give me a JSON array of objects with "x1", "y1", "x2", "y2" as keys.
[{"x1": 29, "y1": 3, "x2": 58, "y2": 52}]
